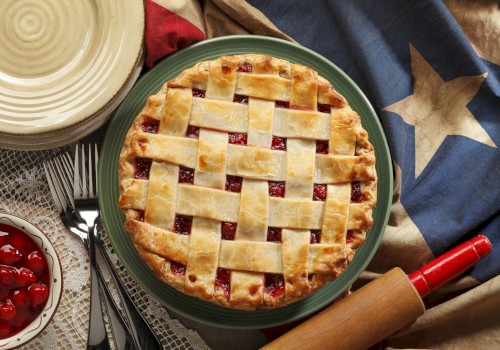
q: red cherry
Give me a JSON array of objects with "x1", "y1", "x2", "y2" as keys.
[
  {"x1": 266, "y1": 227, "x2": 282, "y2": 243},
  {"x1": 0, "y1": 299, "x2": 16, "y2": 321},
  {"x1": 8, "y1": 310, "x2": 30, "y2": 328},
  {"x1": 174, "y1": 215, "x2": 193, "y2": 235},
  {"x1": 271, "y1": 136, "x2": 286, "y2": 150},
  {"x1": 0, "y1": 265, "x2": 17, "y2": 288},
  {"x1": 0, "y1": 323, "x2": 11, "y2": 338},
  {"x1": 225, "y1": 175, "x2": 242, "y2": 193},
  {"x1": 27, "y1": 251, "x2": 45, "y2": 275},
  {"x1": 228, "y1": 133, "x2": 247, "y2": 145},
  {"x1": 11, "y1": 290, "x2": 30, "y2": 309},
  {"x1": 313, "y1": 184, "x2": 327, "y2": 201},
  {"x1": 6, "y1": 235, "x2": 30, "y2": 254},
  {"x1": 0, "y1": 289, "x2": 8, "y2": 300},
  {"x1": 28, "y1": 283, "x2": 49, "y2": 309},
  {"x1": 179, "y1": 166, "x2": 194, "y2": 184},
  {"x1": 263, "y1": 274, "x2": 285, "y2": 298},
  {"x1": 237, "y1": 62, "x2": 252, "y2": 73},
  {"x1": 15, "y1": 267, "x2": 37, "y2": 288},
  {"x1": 268, "y1": 181, "x2": 286, "y2": 197},
  {"x1": 221, "y1": 222, "x2": 236, "y2": 240},
  {"x1": 0, "y1": 244, "x2": 22, "y2": 265}
]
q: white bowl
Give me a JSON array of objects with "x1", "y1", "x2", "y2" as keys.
[{"x1": 0, "y1": 213, "x2": 63, "y2": 349}]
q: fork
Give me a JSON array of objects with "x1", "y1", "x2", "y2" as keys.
[
  {"x1": 46, "y1": 149, "x2": 162, "y2": 350},
  {"x1": 44, "y1": 153, "x2": 111, "y2": 350},
  {"x1": 73, "y1": 144, "x2": 117, "y2": 350},
  {"x1": 44, "y1": 166, "x2": 131, "y2": 350}
]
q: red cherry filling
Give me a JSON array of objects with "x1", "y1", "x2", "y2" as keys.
[
  {"x1": 0, "y1": 245, "x2": 22, "y2": 265},
  {"x1": 275, "y1": 101, "x2": 290, "y2": 109},
  {"x1": 10, "y1": 290, "x2": 30, "y2": 309},
  {"x1": 233, "y1": 95, "x2": 249, "y2": 104},
  {"x1": 237, "y1": 62, "x2": 252, "y2": 73},
  {"x1": 28, "y1": 283, "x2": 49, "y2": 309},
  {"x1": 0, "y1": 300, "x2": 16, "y2": 322},
  {"x1": 310, "y1": 230, "x2": 321, "y2": 244},
  {"x1": 179, "y1": 166, "x2": 195, "y2": 184},
  {"x1": 0, "y1": 266, "x2": 17, "y2": 288},
  {"x1": 170, "y1": 261, "x2": 186, "y2": 276},
  {"x1": 271, "y1": 136, "x2": 287, "y2": 151},
  {"x1": 16, "y1": 268, "x2": 37, "y2": 288},
  {"x1": 134, "y1": 209, "x2": 145, "y2": 222},
  {"x1": 313, "y1": 184, "x2": 327, "y2": 201},
  {"x1": 0, "y1": 223, "x2": 50, "y2": 340},
  {"x1": 174, "y1": 215, "x2": 193, "y2": 235},
  {"x1": 0, "y1": 324, "x2": 10, "y2": 338},
  {"x1": 221, "y1": 222, "x2": 236, "y2": 240},
  {"x1": 316, "y1": 140, "x2": 329, "y2": 154},
  {"x1": 346, "y1": 230, "x2": 362, "y2": 244},
  {"x1": 351, "y1": 182, "x2": 365, "y2": 203},
  {"x1": 185, "y1": 125, "x2": 200, "y2": 139},
  {"x1": 266, "y1": 227, "x2": 282, "y2": 243},
  {"x1": 264, "y1": 274, "x2": 285, "y2": 298},
  {"x1": 134, "y1": 158, "x2": 152, "y2": 179},
  {"x1": 27, "y1": 252, "x2": 45, "y2": 276},
  {"x1": 317, "y1": 104, "x2": 332, "y2": 113},
  {"x1": 192, "y1": 89, "x2": 206, "y2": 98},
  {"x1": 228, "y1": 133, "x2": 247, "y2": 145},
  {"x1": 268, "y1": 181, "x2": 285, "y2": 198},
  {"x1": 141, "y1": 117, "x2": 160, "y2": 134},
  {"x1": 225, "y1": 175, "x2": 242, "y2": 193},
  {"x1": 215, "y1": 268, "x2": 231, "y2": 300}
]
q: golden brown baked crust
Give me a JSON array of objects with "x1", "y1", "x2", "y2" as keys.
[{"x1": 118, "y1": 54, "x2": 377, "y2": 310}]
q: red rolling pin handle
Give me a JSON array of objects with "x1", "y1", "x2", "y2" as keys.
[
  {"x1": 408, "y1": 235, "x2": 492, "y2": 298},
  {"x1": 262, "y1": 235, "x2": 492, "y2": 350}
]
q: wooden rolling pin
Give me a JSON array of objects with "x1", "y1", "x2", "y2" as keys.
[{"x1": 262, "y1": 235, "x2": 492, "y2": 350}]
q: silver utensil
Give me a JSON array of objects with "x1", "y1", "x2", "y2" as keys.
[
  {"x1": 72, "y1": 144, "x2": 112, "y2": 350},
  {"x1": 51, "y1": 199, "x2": 134, "y2": 350},
  {"x1": 44, "y1": 153, "x2": 111, "y2": 350},
  {"x1": 46, "y1": 147, "x2": 162, "y2": 350}
]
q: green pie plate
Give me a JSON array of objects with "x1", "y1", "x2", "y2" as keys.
[{"x1": 98, "y1": 35, "x2": 393, "y2": 329}]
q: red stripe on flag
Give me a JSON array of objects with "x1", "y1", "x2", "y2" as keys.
[{"x1": 145, "y1": 0, "x2": 206, "y2": 68}]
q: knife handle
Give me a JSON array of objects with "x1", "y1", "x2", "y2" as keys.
[{"x1": 261, "y1": 267, "x2": 425, "y2": 350}]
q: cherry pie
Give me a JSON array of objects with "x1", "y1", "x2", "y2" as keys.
[{"x1": 118, "y1": 54, "x2": 377, "y2": 310}]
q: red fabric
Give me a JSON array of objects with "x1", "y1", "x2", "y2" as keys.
[{"x1": 144, "y1": 0, "x2": 206, "y2": 69}]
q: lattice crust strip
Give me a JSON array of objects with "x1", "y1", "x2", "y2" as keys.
[{"x1": 118, "y1": 54, "x2": 377, "y2": 310}]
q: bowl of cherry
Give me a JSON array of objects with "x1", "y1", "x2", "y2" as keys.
[{"x1": 0, "y1": 213, "x2": 62, "y2": 349}]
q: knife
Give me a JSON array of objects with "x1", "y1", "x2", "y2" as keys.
[{"x1": 64, "y1": 216, "x2": 162, "y2": 350}]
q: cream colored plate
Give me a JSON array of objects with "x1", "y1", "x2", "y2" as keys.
[{"x1": 0, "y1": 0, "x2": 144, "y2": 139}]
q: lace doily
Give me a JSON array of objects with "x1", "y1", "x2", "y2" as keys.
[{"x1": 0, "y1": 145, "x2": 211, "y2": 350}]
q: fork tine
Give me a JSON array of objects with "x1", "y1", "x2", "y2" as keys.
[
  {"x1": 88, "y1": 144, "x2": 94, "y2": 198},
  {"x1": 43, "y1": 163, "x2": 63, "y2": 213},
  {"x1": 74, "y1": 145, "x2": 81, "y2": 199},
  {"x1": 53, "y1": 156, "x2": 74, "y2": 207},
  {"x1": 94, "y1": 144, "x2": 99, "y2": 196},
  {"x1": 45, "y1": 161, "x2": 70, "y2": 212},
  {"x1": 60, "y1": 153, "x2": 74, "y2": 182},
  {"x1": 81, "y1": 145, "x2": 88, "y2": 198}
]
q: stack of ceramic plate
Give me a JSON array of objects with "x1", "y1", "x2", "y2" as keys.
[{"x1": 0, "y1": 0, "x2": 144, "y2": 150}]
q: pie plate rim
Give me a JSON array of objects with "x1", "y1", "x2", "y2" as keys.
[{"x1": 98, "y1": 35, "x2": 393, "y2": 329}]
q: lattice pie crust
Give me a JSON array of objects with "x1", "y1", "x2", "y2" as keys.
[{"x1": 118, "y1": 54, "x2": 377, "y2": 310}]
